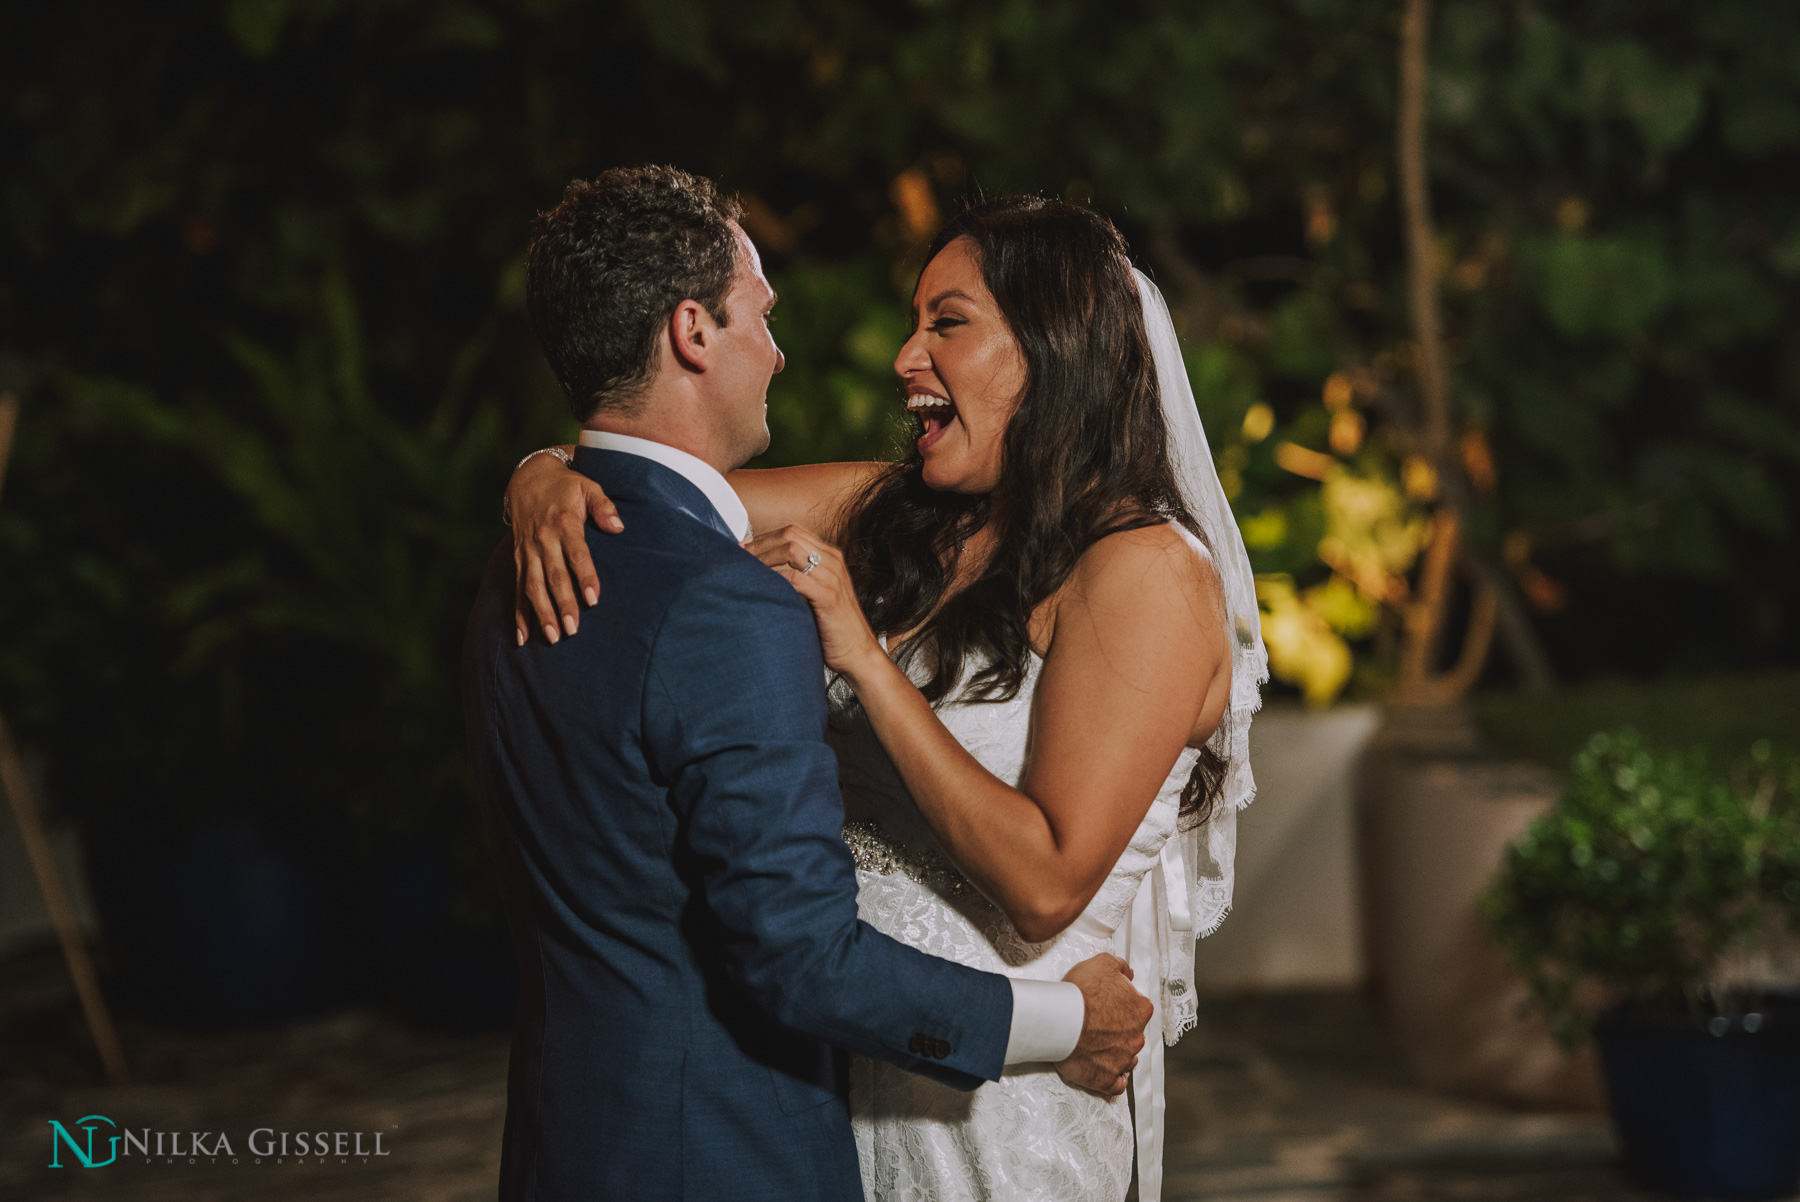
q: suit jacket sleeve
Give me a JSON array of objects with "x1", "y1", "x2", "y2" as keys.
[{"x1": 643, "y1": 555, "x2": 1013, "y2": 1090}]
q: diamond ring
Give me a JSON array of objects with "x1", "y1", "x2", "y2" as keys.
[{"x1": 802, "y1": 551, "x2": 822, "y2": 575}]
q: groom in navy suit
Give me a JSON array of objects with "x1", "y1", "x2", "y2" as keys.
[{"x1": 463, "y1": 165, "x2": 1150, "y2": 1201}]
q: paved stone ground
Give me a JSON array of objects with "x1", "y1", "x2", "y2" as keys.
[
  {"x1": 1156, "y1": 991, "x2": 1648, "y2": 1202},
  {"x1": 0, "y1": 944, "x2": 1774, "y2": 1201},
  {"x1": 1, "y1": 946, "x2": 506, "y2": 1201}
]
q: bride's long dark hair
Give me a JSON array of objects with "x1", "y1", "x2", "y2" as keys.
[{"x1": 839, "y1": 195, "x2": 1227, "y2": 825}]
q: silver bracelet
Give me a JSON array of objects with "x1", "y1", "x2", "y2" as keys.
[
  {"x1": 503, "y1": 446, "x2": 575, "y2": 527},
  {"x1": 516, "y1": 445, "x2": 574, "y2": 472}
]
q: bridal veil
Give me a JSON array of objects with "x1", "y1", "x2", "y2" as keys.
[
  {"x1": 1118, "y1": 268, "x2": 1268, "y2": 1202},
  {"x1": 1130, "y1": 267, "x2": 1268, "y2": 1044}
]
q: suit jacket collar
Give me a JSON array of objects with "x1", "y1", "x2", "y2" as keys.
[
  {"x1": 573, "y1": 446, "x2": 741, "y2": 542},
  {"x1": 577, "y1": 431, "x2": 750, "y2": 541}
]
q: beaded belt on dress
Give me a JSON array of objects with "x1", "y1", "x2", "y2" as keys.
[{"x1": 841, "y1": 819, "x2": 977, "y2": 899}]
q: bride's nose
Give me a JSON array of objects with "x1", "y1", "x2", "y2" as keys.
[{"x1": 894, "y1": 327, "x2": 931, "y2": 377}]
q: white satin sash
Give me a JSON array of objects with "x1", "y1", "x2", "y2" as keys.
[{"x1": 1094, "y1": 838, "x2": 1191, "y2": 1202}]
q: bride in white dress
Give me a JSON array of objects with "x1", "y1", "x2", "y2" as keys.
[{"x1": 507, "y1": 195, "x2": 1266, "y2": 1202}]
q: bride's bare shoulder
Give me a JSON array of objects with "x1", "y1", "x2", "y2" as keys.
[
  {"x1": 1038, "y1": 520, "x2": 1229, "y2": 709},
  {"x1": 1071, "y1": 520, "x2": 1223, "y2": 608},
  {"x1": 1032, "y1": 520, "x2": 1226, "y2": 663}
]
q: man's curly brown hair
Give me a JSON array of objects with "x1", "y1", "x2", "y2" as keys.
[{"x1": 526, "y1": 166, "x2": 743, "y2": 422}]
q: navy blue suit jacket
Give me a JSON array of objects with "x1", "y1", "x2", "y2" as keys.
[{"x1": 462, "y1": 447, "x2": 1015, "y2": 1202}]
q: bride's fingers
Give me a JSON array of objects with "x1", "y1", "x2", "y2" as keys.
[
  {"x1": 535, "y1": 529, "x2": 581, "y2": 638},
  {"x1": 774, "y1": 562, "x2": 829, "y2": 597},
  {"x1": 517, "y1": 545, "x2": 561, "y2": 644},
  {"x1": 751, "y1": 544, "x2": 793, "y2": 569},
  {"x1": 751, "y1": 540, "x2": 832, "y2": 578},
  {"x1": 750, "y1": 531, "x2": 851, "y2": 608},
  {"x1": 512, "y1": 544, "x2": 532, "y2": 646},
  {"x1": 580, "y1": 476, "x2": 624, "y2": 536},
  {"x1": 563, "y1": 496, "x2": 605, "y2": 609},
  {"x1": 742, "y1": 528, "x2": 791, "y2": 556},
  {"x1": 748, "y1": 536, "x2": 814, "y2": 569},
  {"x1": 744, "y1": 525, "x2": 835, "y2": 568}
]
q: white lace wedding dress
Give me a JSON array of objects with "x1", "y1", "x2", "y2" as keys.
[{"x1": 830, "y1": 653, "x2": 1198, "y2": 1202}]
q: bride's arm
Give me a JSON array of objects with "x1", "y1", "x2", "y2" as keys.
[
  {"x1": 506, "y1": 450, "x2": 883, "y2": 644},
  {"x1": 750, "y1": 523, "x2": 1231, "y2": 944},
  {"x1": 729, "y1": 463, "x2": 884, "y2": 538}
]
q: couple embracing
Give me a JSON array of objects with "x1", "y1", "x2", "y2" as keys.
[{"x1": 463, "y1": 165, "x2": 1266, "y2": 1202}]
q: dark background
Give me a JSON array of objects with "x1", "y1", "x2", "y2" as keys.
[{"x1": 2, "y1": 0, "x2": 1796, "y2": 1025}]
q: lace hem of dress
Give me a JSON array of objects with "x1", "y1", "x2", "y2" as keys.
[{"x1": 843, "y1": 819, "x2": 979, "y2": 900}]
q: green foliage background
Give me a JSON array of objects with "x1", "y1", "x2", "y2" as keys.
[{"x1": 1, "y1": 1, "x2": 1797, "y2": 887}]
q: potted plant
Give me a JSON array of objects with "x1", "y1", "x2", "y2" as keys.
[{"x1": 1485, "y1": 730, "x2": 1800, "y2": 1200}]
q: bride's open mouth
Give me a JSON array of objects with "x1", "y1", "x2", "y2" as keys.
[{"x1": 907, "y1": 392, "x2": 958, "y2": 451}]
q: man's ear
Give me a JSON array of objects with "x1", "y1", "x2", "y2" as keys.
[{"x1": 667, "y1": 298, "x2": 712, "y2": 374}]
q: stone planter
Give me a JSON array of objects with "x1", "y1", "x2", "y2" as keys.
[
  {"x1": 1357, "y1": 704, "x2": 1603, "y2": 1110},
  {"x1": 1192, "y1": 703, "x2": 1380, "y2": 991}
]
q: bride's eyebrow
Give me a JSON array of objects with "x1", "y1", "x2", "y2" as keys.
[
  {"x1": 909, "y1": 289, "x2": 976, "y2": 325},
  {"x1": 908, "y1": 288, "x2": 977, "y2": 325}
]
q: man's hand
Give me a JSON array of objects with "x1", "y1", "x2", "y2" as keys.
[{"x1": 1054, "y1": 954, "x2": 1151, "y2": 1098}]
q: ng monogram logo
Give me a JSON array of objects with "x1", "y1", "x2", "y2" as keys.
[{"x1": 46, "y1": 1114, "x2": 119, "y2": 1168}]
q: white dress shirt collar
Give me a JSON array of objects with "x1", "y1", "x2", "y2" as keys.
[{"x1": 577, "y1": 431, "x2": 750, "y2": 542}]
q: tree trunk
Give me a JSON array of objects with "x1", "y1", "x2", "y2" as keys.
[
  {"x1": 1463, "y1": 549, "x2": 1556, "y2": 692},
  {"x1": 0, "y1": 392, "x2": 131, "y2": 1085},
  {"x1": 1391, "y1": 0, "x2": 1529, "y2": 701},
  {"x1": 1398, "y1": 0, "x2": 1450, "y2": 464}
]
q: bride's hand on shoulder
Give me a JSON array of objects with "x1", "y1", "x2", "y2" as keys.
[
  {"x1": 745, "y1": 525, "x2": 884, "y2": 677},
  {"x1": 508, "y1": 447, "x2": 624, "y2": 646}
]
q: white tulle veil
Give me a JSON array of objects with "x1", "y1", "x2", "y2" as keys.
[{"x1": 1132, "y1": 267, "x2": 1269, "y2": 1044}]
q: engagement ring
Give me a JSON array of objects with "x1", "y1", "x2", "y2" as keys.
[{"x1": 803, "y1": 551, "x2": 822, "y2": 574}]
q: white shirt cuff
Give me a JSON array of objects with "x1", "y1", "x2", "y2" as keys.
[{"x1": 1002, "y1": 978, "x2": 1084, "y2": 1064}]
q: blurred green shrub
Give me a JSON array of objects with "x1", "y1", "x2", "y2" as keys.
[
  {"x1": 758, "y1": 258, "x2": 915, "y2": 468},
  {"x1": 56, "y1": 263, "x2": 518, "y2": 842},
  {"x1": 6, "y1": 265, "x2": 562, "y2": 936},
  {"x1": 1484, "y1": 730, "x2": 1800, "y2": 1043}
]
